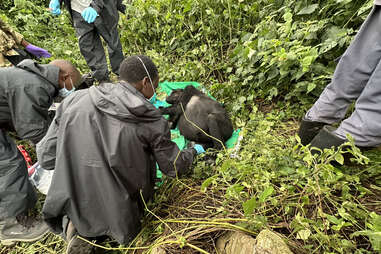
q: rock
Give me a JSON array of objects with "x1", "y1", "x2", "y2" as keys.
[
  {"x1": 151, "y1": 246, "x2": 166, "y2": 254},
  {"x1": 216, "y1": 231, "x2": 256, "y2": 254},
  {"x1": 254, "y1": 229, "x2": 293, "y2": 254},
  {"x1": 216, "y1": 229, "x2": 293, "y2": 254}
]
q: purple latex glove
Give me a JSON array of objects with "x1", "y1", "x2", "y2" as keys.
[{"x1": 25, "y1": 44, "x2": 52, "y2": 58}]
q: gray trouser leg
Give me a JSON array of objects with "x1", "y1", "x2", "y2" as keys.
[
  {"x1": 72, "y1": 11, "x2": 109, "y2": 81},
  {"x1": 335, "y1": 56, "x2": 381, "y2": 147},
  {"x1": 0, "y1": 130, "x2": 36, "y2": 219},
  {"x1": 306, "y1": 6, "x2": 381, "y2": 124},
  {"x1": 95, "y1": 7, "x2": 124, "y2": 75}
]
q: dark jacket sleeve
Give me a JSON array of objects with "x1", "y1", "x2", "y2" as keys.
[
  {"x1": 90, "y1": 0, "x2": 105, "y2": 13},
  {"x1": 141, "y1": 119, "x2": 196, "y2": 178},
  {"x1": 8, "y1": 85, "x2": 51, "y2": 144}
]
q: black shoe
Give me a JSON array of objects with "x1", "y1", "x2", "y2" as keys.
[
  {"x1": 310, "y1": 126, "x2": 375, "y2": 165},
  {"x1": 0, "y1": 213, "x2": 50, "y2": 245},
  {"x1": 66, "y1": 221, "x2": 95, "y2": 254},
  {"x1": 298, "y1": 118, "x2": 327, "y2": 145},
  {"x1": 310, "y1": 125, "x2": 347, "y2": 152},
  {"x1": 310, "y1": 125, "x2": 354, "y2": 165}
]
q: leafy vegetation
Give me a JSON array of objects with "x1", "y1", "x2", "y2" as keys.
[{"x1": 0, "y1": 0, "x2": 380, "y2": 253}]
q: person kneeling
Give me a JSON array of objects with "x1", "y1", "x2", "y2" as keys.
[{"x1": 37, "y1": 55, "x2": 204, "y2": 253}]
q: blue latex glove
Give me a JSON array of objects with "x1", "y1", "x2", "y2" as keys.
[
  {"x1": 194, "y1": 144, "x2": 205, "y2": 154},
  {"x1": 81, "y1": 7, "x2": 98, "y2": 23},
  {"x1": 49, "y1": 0, "x2": 61, "y2": 15},
  {"x1": 153, "y1": 99, "x2": 167, "y2": 109}
]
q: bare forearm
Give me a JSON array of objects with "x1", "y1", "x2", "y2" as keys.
[{"x1": 21, "y1": 39, "x2": 29, "y2": 48}]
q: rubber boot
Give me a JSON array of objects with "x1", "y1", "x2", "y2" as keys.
[
  {"x1": 298, "y1": 117, "x2": 327, "y2": 145},
  {"x1": 0, "y1": 213, "x2": 50, "y2": 245}
]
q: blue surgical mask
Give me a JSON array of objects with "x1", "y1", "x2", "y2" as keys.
[
  {"x1": 148, "y1": 92, "x2": 157, "y2": 104},
  {"x1": 59, "y1": 77, "x2": 76, "y2": 98}
]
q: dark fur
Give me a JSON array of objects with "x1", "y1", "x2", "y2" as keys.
[{"x1": 160, "y1": 86, "x2": 233, "y2": 149}]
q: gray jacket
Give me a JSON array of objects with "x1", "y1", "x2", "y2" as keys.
[
  {"x1": 0, "y1": 59, "x2": 59, "y2": 144},
  {"x1": 39, "y1": 82, "x2": 196, "y2": 244}
]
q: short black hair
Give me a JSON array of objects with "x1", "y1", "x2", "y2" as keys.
[
  {"x1": 50, "y1": 59, "x2": 82, "y2": 87},
  {"x1": 119, "y1": 55, "x2": 158, "y2": 84}
]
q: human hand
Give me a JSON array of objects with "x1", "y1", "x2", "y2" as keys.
[
  {"x1": 25, "y1": 44, "x2": 52, "y2": 58},
  {"x1": 49, "y1": 0, "x2": 61, "y2": 15},
  {"x1": 193, "y1": 144, "x2": 205, "y2": 154},
  {"x1": 81, "y1": 7, "x2": 98, "y2": 23}
]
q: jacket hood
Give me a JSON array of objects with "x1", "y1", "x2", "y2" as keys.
[
  {"x1": 16, "y1": 59, "x2": 59, "y2": 89},
  {"x1": 89, "y1": 82, "x2": 163, "y2": 122}
]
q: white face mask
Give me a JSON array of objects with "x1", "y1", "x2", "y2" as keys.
[
  {"x1": 136, "y1": 56, "x2": 157, "y2": 104},
  {"x1": 59, "y1": 76, "x2": 76, "y2": 98}
]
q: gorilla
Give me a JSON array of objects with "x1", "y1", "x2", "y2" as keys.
[{"x1": 160, "y1": 85, "x2": 233, "y2": 149}]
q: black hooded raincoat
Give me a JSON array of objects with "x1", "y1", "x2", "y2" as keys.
[
  {"x1": 0, "y1": 59, "x2": 59, "y2": 219},
  {"x1": 38, "y1": 82, "x2": 196, "y2": 244}
]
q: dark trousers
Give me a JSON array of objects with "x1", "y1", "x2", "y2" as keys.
[
  {"x1": 4, "y1": 49, "x2": 32, "y2": 66},
  {"x1": 72, "y1": 9, "x2": 124, "y2": 81},
  {"x1": 0, "y1": 129, "x2": 36, "y2": 219}
]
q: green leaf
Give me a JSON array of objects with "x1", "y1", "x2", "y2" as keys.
[
  {"x1": 243, "y1": 197, "x2": 257, "y2": 216},
  {"x1": 336, "y1": 0, "x2": 353, "y2": 4},
  {"x1": 238, "y1": 96, "x2": 246, "y2": 104},
  {"x1": 297, "y1": 4, "x2": 319, "y2": 15},
  {"x1": 307, "y1": 83, "x2": 316, "y2": 93},
  {"x1": 327, "y1": 214, "x2": 341, "y2": 225},
  {"x1": 183, "y1": 1, "x2": 192, "y2": 13},
  {"x1": 369, "y1": 232, "x2": 381, "y2": 251},
  {"x1": 296, "y1": 229, "x2": 311, "y2": 240},
  {"x1": 241, "y1": 33, "x2": 253, "y2": 42},
  {"x1": 283, "y1": 12, "x2": 293, "y2": 22},
  {"x1": 259, "y1": 186, "x2": 274, "y2": 203},
  {"x1": 369, "y1": 212, "x2": 381, "y2": 231},
  {"x1": 248, "y1": 48, "x2": 256, "y2": 59},
  {"x1": 301, "y1": 56, "x2": 315, "y2": 72},
  {"x1": 201, "y1": 176, "x2": 217, "y2": 192},
  {"x1": 335, "y1": 153, "x2": 344, "y2": 165},
  {"x1": 178, "y1": 236, "x2": 186, "y2": 248}
]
